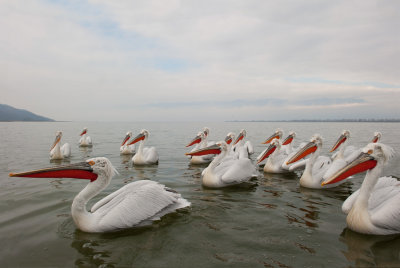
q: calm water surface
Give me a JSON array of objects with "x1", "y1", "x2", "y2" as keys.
[{"x1": 1, "y1": 122, "x2": 400, "y2": 267}]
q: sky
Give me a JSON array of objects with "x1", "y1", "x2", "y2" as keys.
[{"x1": 1, "y1": 0, "x2": 400, "y2": 121}]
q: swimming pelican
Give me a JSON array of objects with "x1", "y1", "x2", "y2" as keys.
[
  {"x1": 330, "y1": 130, "x2": 358, "y2": 161},
  {"x1": 322, "y1": 143, "x2": 399, "y2": 235},
  {"x1": 186, "y1": 141, "x2": 258, "y2": 188},
  {"x1": 9, "y1": 157, "x2": 190, "y2": 233},
  {"x1": 129, "y1": 129, "x2": 159, "y2": 165},
  {"x1": 285, "y1": 134, "x2": 335, "y2": 189},
  {"x1": 50, "y1": 131, "x2": 71, "y2": 160},
  {"x1": 262, "y1": 129, "x2": 283, "y2": 144},
  {"x1": 233, "y1": 129, "x2": 254, "y2": 159},
  {"x1": 322, "y1": 130, "x2": 361, "y2": 180},
  {"x1": 257, "y1": 139, "x2": 289, "y2": 173},
  {"x1": 120, "y1": 131, "x2": 135, "y2": 155},
  {"x1": 186, "y1": 132, "x2": 213, "y2": 164},
  {"x1": 372, "y1": 132, "x2": 382, "y2": 143},
  {"x1": 79, "y1": 128, "x2": 92, "y2": 147}
]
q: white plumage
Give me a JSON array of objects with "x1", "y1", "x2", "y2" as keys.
[
  {"x1": 131, "y1": 129, "x2": 159, "y2": 165},
  {"x1": 79, "y1": 127, "x2": 92, "y2": 147},
  {"x1": 322, "y1": 143, "x2": 399, "y2": 235},
  {"x1": 50, "y1": 131, "x2": 71, "y2": 160}
]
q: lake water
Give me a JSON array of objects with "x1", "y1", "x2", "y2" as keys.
[{"x1": 1, "y1": 121, "x2": 400, "y2": 267}]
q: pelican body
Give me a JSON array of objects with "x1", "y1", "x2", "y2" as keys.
[
  {"x1": 9, "y1": 157, "x2": 190, "y2": 233},
  {"x1": 79, "y1": 128, "x2": 92, "y2": 147},
  {"x1": 186, "y1": 141, "x2": 258, "y2": 188},
  {"x1": 50, "y1": 131, "x2": 71, "y2": 160},
  {"x1": 322, "y1": 143, "x2": 399, "y2": 235},
  {"x1": 129, "y1": 129, "x2": 159, "y2": 165}
]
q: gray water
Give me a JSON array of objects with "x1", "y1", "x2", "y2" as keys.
[{"x1": 1, "y1": 121, "x2": 400, "y2": 267}]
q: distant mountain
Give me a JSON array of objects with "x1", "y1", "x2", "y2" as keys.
[{"x1": 0, "y1": 104, "x2": 55, "y2": 122}]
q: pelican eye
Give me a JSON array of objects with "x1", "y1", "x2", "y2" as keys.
[
  {"x1": 88, "y1": 160, "x2": 96, "y2": 166},
  {"x1": 367, "y1": 149, "x2": 373, "y2": 155}
]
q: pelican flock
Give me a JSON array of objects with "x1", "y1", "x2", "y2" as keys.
[{"x1": 9, "y1": 127, "x2": 398, "y2": 237}]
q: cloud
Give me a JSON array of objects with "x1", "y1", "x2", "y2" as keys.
[{"x1": 1, "y1": 0, "x2": 399, "y2": 121}]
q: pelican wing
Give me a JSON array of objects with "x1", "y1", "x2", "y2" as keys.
[
  {"x1": 91, "y1": 180, "x2": 188, "y2": 230},
  {"x1": 61, "y1": 143, "x2": 71, "y2": 157},
  {"x1": 369, "y1": 177, "x2": 400, "y2": 231},
  {"x1": 143, "y1": 147, "x2": 159, "y2": 164},
  {"x1": 220, "y1": 159, "x2": 257, "y2": 184}
]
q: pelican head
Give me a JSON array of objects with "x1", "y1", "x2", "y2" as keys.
[
  {"x1": 257, "y1": 138, "x2": 281, "y2": 164},
  {"x1": 121, "y1": 131, "x2": 132, "y2": 146},
  {"x1": 234, "y1": 129, "x2": 246, "y2": 145},
  {"x1": 128, "y1": 129, "x2": 149, "y2": 145},
  {"x1": 186, "y1": 141, "x2": 227, "y2": 156},
  {"x1": 80, "y1": 127, "x2": 88, "y2": 136},
  {"x1": 10, "y1": 157, "x2": 117, "y2": 183},
  {"x1": 186, "y1": 131, "x2": 205, "y2": 147},
  {"x1": 50, "y1": 131, "x2": 63, "y2": 151},
  {"x1": 224, "y1": 132, "x2": 235, "y2": 145},
  {"x1": 330, "y1": 130, "x2": 350, "y2": 152},
  {"x1": 263, "y1": 128, "x2": 283, "y2": 144},
  {"x1": 286, "y1": 134, "x2": 322, "y2": 165},
  {"x1": 322, "y1": 143, "x2": 394, "y2": 186},
  {"x1": 203, "y1": 127, "x2": 210, "y2": 137},
  {"x1": 282, "y1": 131, "x2": 296, "y2": 145},
  {"x1": 372, "y1": 132, "x2": 382, "y2": 143}
]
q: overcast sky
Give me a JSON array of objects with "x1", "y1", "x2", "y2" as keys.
[{"x1": 2, "y1": 0, "x2": 400, "y2": 121}]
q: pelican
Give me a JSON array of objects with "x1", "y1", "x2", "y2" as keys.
[
  {"x1": 280, "y1": 132, "x2": 308, "y2": 171},
  {"x1": 9, "y1": 157, "x2": 190, "y2": 233},
  {"x1": 120, "y1": 131, "x2": 135, "y2": 155},
  {"x1": 186, "y1": 132, "x2": 213, "y2": 164},
  {"x1": 79, "y1": 128, "x2": 92, "y2": 147},
  {"x1": 50, "y1": 131, "x2": 71, "y2": 160},
  {"x1": 372, "y1": 132, "x2": 382, "y2": 143},
  {"x1": 281, "y1": 131, "x2": 296, "y2": 154},
  {"x1": 233, "y1": 129, "x2": 254, "y2": 159},
  {"x1": 262, "y1": 128, "x2": 283, "y2": 144},
  {"x1": 285, "y1": 134, "x2": 335, "y2": 189},
  {"x1": 257, "y1": 139, "x2": 289, "y2": 173},
  {"x1": 330, "y1": 130, "x2": 359, "y2": 161},
  {"x1": 322, "y1": 143, "x2": 399, "y2": 235},
  {"x1": 186, "y1": 141, "x2": 258, "y2": 188},
  {"x1": 322, "y1": 130, "x2": 361, "y2": 180},
  {"x1": 129, "y1": 129, "x2": 159, "y2": 165}
]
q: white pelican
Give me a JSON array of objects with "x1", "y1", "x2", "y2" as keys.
[
  {"x1": 130, "y1": 129, "x2": 159, "y2": 165},
  {"x1": 281, "y1": 131, "x2": 296, "y2": 154},
  {"x1": 233, "y1": 129, "x2": 254, "y2": 159},
  {"x1": 50, "y1": 131, "x2": 71, "y2": 160},
  {"x1": 262, "y1": 128, "x2": 283, "y2": 144},
  {"x1": 372, "y1": 132, "x2": 382, "y2": 143},
  {"x1": 322, "y1": 130, "x2": 361, "y2": 180},
  {"x1": 9, "y1": 157, "x2": 190, "y2": 233},
  {"x1": 79, "y1": 128, "x2": 92, "y2": 147},
  {"x1": 285, "y1": 134, "x2": 336, "y2": 189},
  {"x1": 120, "y1": 131, "x2": 135, "y2": 155},
  {"x1": 257, "y1": 139, "x2": 289, "y2": 173},
  {"x1": 186, "y1": 141, "x2": 258, "y2": 188},
  {"x1": 186, "y1": 132, "x2": 213, "y2": 164},
  {"x1": 330, "y1": 130, "x2": 358, "y2": 161},
  {"x1": 322, "y1": 143, "x2": 399, "y2": 235}
]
